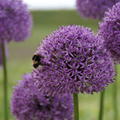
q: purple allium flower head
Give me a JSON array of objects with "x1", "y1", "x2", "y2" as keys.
[
  {"x1": 99, "y1": 2, "x2": 120, "y2": 63},
  {"x1": 11, "y1": 73, "x2": 73, "y2": 120},
  {"x1": 32, "y1": 25, "x2": 115, "y2": 95},
  {"x1": 0, "y1": 0, "x2": 32, "y2": 42},
  {"x1": 76, "y1": 0, "x2": 120, "y2": 20}
]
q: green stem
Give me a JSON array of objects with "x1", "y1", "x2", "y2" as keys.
[
  {"x1": 113, "y1": 65, "x2": 118, "y2": 120},
  {"x1": 73, "y1": 93, "x2": 79, "y2": 120},
  {"x1": 1, "y1": 42, "x2": 8, "y2": 120},
  {"x1": 98, "y1": 90, "x2": 105, "y2": 120},
  {"x1": 113, "y1": 82, "x2": 118, "y2": 120}
]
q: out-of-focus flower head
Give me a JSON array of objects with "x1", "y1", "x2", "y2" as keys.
[
  {"x1": 0, "y1": 0, "x2": 32, "y2": 43},
  {"x1": 99, "y1": 2, "x2": 120, "y2": 63},
  {"x1": 11, "y1": 73, "x2": 73, "y2": 120},
  {"x1": 32, "y1": 25, "x2": 115, "y2": 95},
  {"x1": 76, "y1": 0, "x2": 120, "y2": 20}
]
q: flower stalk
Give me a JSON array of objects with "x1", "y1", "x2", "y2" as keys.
[
  {"x1": 113, "y1": 65, "x2": 118, "y2": 120},
  {"x1": 1, "y1": 42, "x2": 8, "y2": 120},
  {"x1": 99, "y1": 90, "x2": 105, "y2": 120},
  {"x1": 113, "y1": 81, "x2": 118, "y2": 120},
  {"x1": 73, "y1": 93, "x2": 79, "y2": 120}
]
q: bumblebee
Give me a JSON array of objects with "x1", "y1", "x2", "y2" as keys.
[{"x1": 32, "y1": 54, "x2": 44, "y2": 68}]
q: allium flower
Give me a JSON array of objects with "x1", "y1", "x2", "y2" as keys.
[
  {"x1": 99, "y1": 2, "x2": 120, "y2": 63},
  {"x1": 0, "y1": 0, "x2": 32, "y2": 43},
  {"x1": 76, "y1": 0, "x2": 120, "y2": 20},
  {"x1": 32, "y1": 25, "x2": 115, "y2": 95},
  {"x1": 11, "y1": 74, "x2": 73, "y2": 120}
]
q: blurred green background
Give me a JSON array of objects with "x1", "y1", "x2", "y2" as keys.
[{"x1": 0, "y1": 10, "x2": 120, "y2": 120}]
